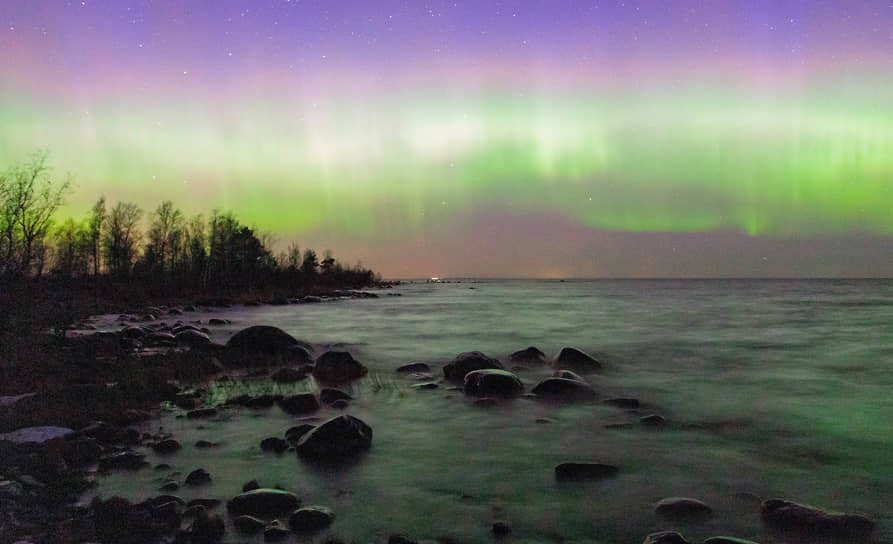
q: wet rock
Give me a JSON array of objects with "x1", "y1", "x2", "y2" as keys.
[
  {"x1": 264, "y1": 523, "x2": 292, "y2": 540},
  {"x1": 226, "y1": 489, "x2": 300, "y2": 516},
  {"x1": 99, "y1": 450, "x2": 148, "y2": 471},
  {"x1": 148, "y1": 332, "x2": 177, "y2": 345},
  {"x1": 463, "y1": 369, "x2": 524, "y2": 397},
  {"x1": 187, "y1": 408, "x2": 217, "y2": 419},
  {"x1": 320, "y1": 388, "x2": 353, "y2": 405},
  {"x1": 183, "y1": 504, "x2": 206, "y2": 518},
  {"x1": 703, "y1": 538, "x2": 761, "y2": 544},
  {"x1": 443, "y1": 351, "x2": 503, "y2": 381},
  {"x1": 643, "y1": 532, "x2": 689, "y2": 544},
  {"x1": 152, "y1": 439, "x2": 181, "y2": 454},
  {"x1": 313, "y1": 351, "x2": 368, "y2": 383},
  {"x1": 553, "y1": 347, "x2": 602, "y2": 371},
  {"x1": 208, "y1": 318, "x2": 228, "y2": 326},
  {"x1": 195, "y1": 440, "x2": 214, "y2": 448},
  {"x1": 552, "y1": 369, "x2": 588, "y2": 383},
  {"x1": 285, "y1": 424, "x2": 316, "y2": 445},
  {"x1": 261, "y1": 437, "x2": 289, "y2": 453},
  {"x1": 492, "y1": 521, "x2": 512, "y2": 537},
  {"x1": 226, "y1": 326, "x2": 311, "y2": 356},
  {"x1": 603, "y1": 397, "x2": 639, "y2": 409},
  {"x1": 641, "y1": 414, "x2": 667, "y2": 427},
  {"x1": 412, "y1": 382, "x2": 439, "y2": 390},
  {"x1": 655, "y1": 497, "x2": 712, "y2": 521},
  {"x1": 152, "y1": 500, "x2": 183, "y2": 530},
  {"x1": 277, "y1": 394, "x2": 319, "y2": 415},
  {"x1": 176, "y1": 329, "x2": 212, "y2": 347},
  {"x1": 760, "y1": 498, "x2": 874, "y2": 541},
  {"x1": 531, "y1": 378, "x2": 597, "y2": 401},
  {"x1": 160, "y1": 480, "x2": 180, "y2": 492},
  {"x1": 92, "y1": 496, "x2": 153, "y2": 544},
  {"x1": 242, "y1": 479, "x2": 261, "y2": 492},
  {"x1": 554, "y1": 462, "x2": 619, "y2": 481},
  {"x1": 509, "y1": 346, "x2": 546, "y2": 364},
  {"x1": 122, "y1": 326, "x2": 147, "y2": 339},
  {"x1": 232, "y1": 515, "x2": 265, "y2": 534},
  {"x1": 185, "y1": 468, "x2": 211, "y2": 486},
  {"x1": 396, "y1": 362, "x2": 431, "y2": 373},
  {"x1": 189, "y1": 509, "x2": 225, "y2": 543},
  {"x1": 289, "y1": 506, "x2": 335, "y2": 531},
  {"x1": 270, "y1": 367, "x2": 307, "y2": 383},
  {"x1": 295, "y1": 415, "x2": 372, "y2": 460}
]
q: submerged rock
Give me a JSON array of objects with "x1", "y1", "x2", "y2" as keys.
[
  {"x1": 295, "y1": 415, "x2": 372, "y2": 460},
  {"x1": 442, "y1": 351, "x2": 503, "y2": 381},
  {"x1": 226, "y1": 489, "x2": 300, "y2": 516},
  {"x1": 554, "y1": 462, "x2": 619, "y2": 481},
  {"x1": 277, "y1": 394, "x2": 319, "y2": 415},
  {"x1": 396, "y1": 362, "x2": 431, "y2": 373},
  {"x1": 603, "y1": 397, "x2": 640, "y2": 409},
  {"x1": 531, "y1": 378, "x2": 597, "y2": 401},
  {"x1": 289, "y1": 505, "x2": 335, "y2": 531},
  {"x1": 654, "y1": 497, "x2": 712, "y2": 521},
  {"x1": 553, "y1": 347, "x2": 602, "y2": 371},
  {"x1": 312, "y1": 351, "x2": 368, "y2": 383},
  {"x1": 640, "y1": 414, "x2": 667, "y2": 427},
  {"x1": 187, "y1": 408, "x2": 217, "y2": 419},
  {"x1": 642, "y1": 532, "x2": 689, "y2": 544},
  {"x1": 760, "y1": 498, "x2": 874, "y2": 541},
  {"x1": 463, "y1": 369, "x2": 524, "y2": 397},
  {"x1": 508, "y1": 346, "x2": 546, "y2": 364}
]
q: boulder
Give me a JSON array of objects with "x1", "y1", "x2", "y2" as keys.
[
  {"x1": 226, "y1": 488, "x2": 300, "y2": 516},
  {"x1": 233, "y1": 514, "x2": 265, "y2": 534},
  {"x1": 242, "y1": 479, "x2": 260, "y2": 492},
  {"x1": 553, "y1": 347, "x2": 602, "y2": 371},
  {"x1": 641, "y1": 414, "x2": 667, "y2": 427},
  {"x1": 552, "y1": 369, "x2": 588, "y2": 383},
  {"x1": 98, "y1": 450, "x2": 148, "y2": 471},
  {"x1": 508, "y1": 346, "x2": 546, "y2": 364},
  {"x1": 642, "y1": 532, "x2": 689, "y2": 544},
  {"x1": 185, "y1": 468, "x2": 211, "y2": 486},
  {"x1": 295, "y1": 415, "x2": 372, "y2": 460},
  {"x1": 264, "y1": 523, "x2": 292, "y2": 540},
  {"x1": 260, "y1": 437, "x2": 289, "y2": 453},
  {"x1": 277, "y1": 394, "x2": 319, "y2": 415},
  {"x1": 176, "y1": 329, "x2": 211, "y2": 347},
  {"x1": 313, "y1": 351, "x2": 368, "y2": 383},
  {"x1": 270, "y1": 367, "x2": 307, "y2": 383},
  {"x1": 554, "y1": 462, "x2": 618, "y2": 481},
  {"x1": 320, "y1": 388, "x2": 353, "y2": 405},
  {"x1": 396, "y1": 362, "x2": 431, "y2": 373},
  {"x1": 226, "y1": 326, "x2": 312, "y2": 356},
  {"x1": 492, "y1": 521, "x2": 512, "y2": 537},
  {"x1": 285, "y1": 424, "x2": 316, "y2": 445},
  {"x1": 442, "y1": 351, "x2": 503, "y2": 381},
  {"x1": 463, "y1": 369, "x2": 523, "y2": 397},
  {"x1": 152, "y1": 439, "x2": 181, "y2": 454},
  {"x1": 531, "y1": 378, "x2": 597, "y2": 401},
  {"x1": 654, "y1": 497, "x2": 712, "y2": 521},
  {"x1": 189, "y1": 509, "x2": 225, "y2": 543},
  {"x1": 289, "y1": 505, "x2": 335, "y2": 531},
  {"x1": 760, "y1": 498, "x2": 874, "y2": 541}
]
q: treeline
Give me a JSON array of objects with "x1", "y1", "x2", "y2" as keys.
[{"x1": 1, "y1": 150, "x2": 378, "y2": 291}]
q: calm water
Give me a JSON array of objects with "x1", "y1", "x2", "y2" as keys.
[{"x1": 90, "y1": 279, "x2": 893, "y2": 543}]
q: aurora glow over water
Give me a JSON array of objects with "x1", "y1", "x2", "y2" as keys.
[{"x1": 2, "y1": 1, "x2": 893, "y2": 277}]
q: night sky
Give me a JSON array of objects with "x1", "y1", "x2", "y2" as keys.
[{"x1": 2, "y1": 1, "x2": 892, "y2": 277}]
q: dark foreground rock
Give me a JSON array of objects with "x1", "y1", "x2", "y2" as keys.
[
  {"x1": 553, "y1": 347, "x2": 602, "y2": 371},
  {"x1": 320, "y1": 388, "x2": 353, "y2": 405},
  {"x1": 188, "y1": 509, "x2": 225, "y2": 543},
  {"x1": 442, "y1": 351, "x2": 503, "y2": 381},
  {"x1": 642, "y1": 532, "x2": 689, "y2": 544},
  {"x1": 554, "y1": 462, "x2": 618, "y2": 481},
  {"x1": 760, "y1": 498, "x2": 874, "y2": 541},
  {"x1": 277, "y1": 394, "x2": 320, "y2": 415},
  {"x1": 531, "y1": 377, "x2": 597, "y2": 401},
  {"x1": 260, "y1": 437, "x2": 289, "y2": 453},
  {"x1": 226, "y1": 326, "x2": 312, "y2": 359},
  {"x1": 508, "y1": 346, "x2": 546, "y2": 364},
  {"x1": 226, "y1": 489, "x2": 300, "y2": 516},
  {"x1": 313, "y1": 351, "x2": 368, "y2": 382},
  {"x1": 233, "y1": 514, "x2": 265, "y2": 534},
  {"x1": 295, "y1": 415, "x2": 372, "y2": 460},
  {"x1": 463, "y1": 369, "x2": 524, "y2": 397},
  {"x1": 654, "y1": 497, "x2": 712, "y2": 521},
  {"x1": 289, "y1": 506, "x2": 335, "y2": 531}
]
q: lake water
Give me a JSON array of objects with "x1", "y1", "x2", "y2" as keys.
[{"x1": 88, "y1": 279, "x2": 893, "y2": 543}]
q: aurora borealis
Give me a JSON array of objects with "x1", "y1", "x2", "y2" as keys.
[{"x1": 2, "y1": 1, "x2": 893, "y2": 277}]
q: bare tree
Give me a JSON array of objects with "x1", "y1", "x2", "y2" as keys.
[
  {"x1": 87, "y1": 196, "x2": 106, "y2": 275},
  {"x1": 145, "y1": 200, "x2": 184, "y2": 274},
  {"x1": 102, "y1": 201, "x2": 142, "y2": 277}
]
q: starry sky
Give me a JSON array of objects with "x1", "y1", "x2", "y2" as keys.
[{"x1": 2, "y1": 1, "x2": 893, "y2": 278}]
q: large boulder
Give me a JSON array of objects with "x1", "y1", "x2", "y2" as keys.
[
  {"x1": 531, "y1": 378, "x2": 597, "y2": 402},
  {"x1": 295, "y1": 415, "x2": 372, "y2": 460},
  {"x1": 553, "y1": 347, "x2": 602, "y2": 372},
  {"x1": 175, "y1": 329, "x2": 212, "y2": 347},
  {"x1": 442, "y1": 351, "x2": 503, "y2": 381},
  {"x1": 508, "y1": 346, "x2": 546, "y2": 364},
  {"x1": 312, "y1": 351, "x2": 368, "y2": 383},
  {"x1": 226, "y1": 326, "x2": 312, "y2": 358},
  {"x1": 289, "y1": 506, "x2": 335, "y2": 531},
  {"x1": 226, "y1": 489, "x2": 301, "y2": 516},
  {"x1": 760, "y1": 498, "x2": 874, "y2": 541},
  {"x1": 463, "y1": 369, "x2": 523, "y2": 397}
]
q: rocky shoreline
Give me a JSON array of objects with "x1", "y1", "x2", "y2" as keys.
[{"x1": 0, "y1": 304, "x2": 880, "y2": 543}]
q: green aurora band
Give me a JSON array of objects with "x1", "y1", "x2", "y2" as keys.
[{"x1": 2, "y1": 83, "x2": 892, "y2": 239}]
